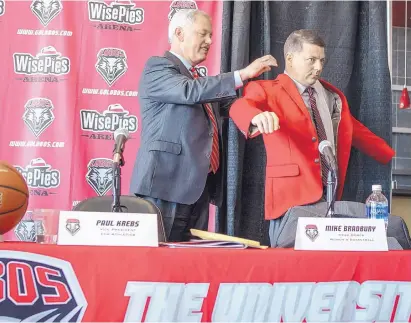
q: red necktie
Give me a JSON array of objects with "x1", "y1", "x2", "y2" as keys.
[
  {"x1": 190, "y1": 67, "x2": 219, "y2": 173},
  {"x1": 306, "y1": 87, "x2": 330, "y2": 186}
]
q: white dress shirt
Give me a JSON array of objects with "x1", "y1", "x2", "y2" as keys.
[
  {"x1": 285, "y1": 71, "x2": 335, "y2": 151},
  {"x1": 169, "y1": 51, "x2": 243, "y2": 89}
]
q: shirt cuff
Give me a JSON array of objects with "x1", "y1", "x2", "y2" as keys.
[{"x1": 234, "y1": 71, "x2": 243, "y2": 89}]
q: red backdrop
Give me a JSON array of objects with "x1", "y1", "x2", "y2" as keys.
[{"x1": 0, "y1": 0, "x2": 223, "y2": 241}]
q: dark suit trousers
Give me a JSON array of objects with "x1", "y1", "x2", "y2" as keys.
[{"x1": 137, "y1": 177, "x2": 211, "y2": 242}]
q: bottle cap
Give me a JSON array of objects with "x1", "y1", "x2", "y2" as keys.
[{"x1": 372, "y1": 184, "x2": 382, "y2": 191}]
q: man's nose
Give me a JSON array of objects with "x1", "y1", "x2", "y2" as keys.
[{"x1": 314, "y1": 59, "x2": 323, "y2": 71}]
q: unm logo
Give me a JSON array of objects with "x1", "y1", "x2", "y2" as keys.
[
  {"x1": 88, "y1": 0, "x2": 144, "y2": 25},
  {"x1": 0, "y1": 0, "x2": 5, "y2": 16},
  {"x1": 14, "y1": 46, "x2": 70, "y2": 76},
  {"x1": 95, "y1": 48, "x2": 128, "y2": 87},
  {"x1": 14, "y1": 211, "x2": 45, "y2": 242},
  {"x1": 22, "y1": 98, "x2": 55, "y2": 138},
  {"x1": 66, "y1": 219, "x2": 80, "y2": 236},
  {"x1": 80, "y1": 103, "x2": 138, "y2": 133},
  {"x1": 14, "y1": 158, "x2": 60, "y2": 189},
  {"x1": 305, "y1": 224, "x2": 319, "y2": 241},
  {"x1": 86, "y1": 158, "x2": 113, "y2": 196},
  {"x1": 168, "y1": 0, "x2": 197, "y2": 21},
  {"x1": 0, "y1": 251, "x2": 87, "y2": 321},
  {"x1": 31, "y1": 0, "x2": 63, "y2": 27}
]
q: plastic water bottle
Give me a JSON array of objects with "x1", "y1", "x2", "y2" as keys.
[{"x1": 365, "y1": 185, "x2": 389, "y2": 231}]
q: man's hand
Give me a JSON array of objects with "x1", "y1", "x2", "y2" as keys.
[
  {"x1": 251, "y1": 111, "x2": 280, "y2": 134},
  {"x1": 239, "y1": 55, "x2": 278, "y2": 81}
]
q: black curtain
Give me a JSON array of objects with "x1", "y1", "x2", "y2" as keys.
[{"x1": 217, "y1": 1, "x2": 393, "y2": 245}]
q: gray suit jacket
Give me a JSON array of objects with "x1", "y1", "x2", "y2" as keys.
[{"x1": 130, "y1": 51, "x2": 238, "y2": 206}]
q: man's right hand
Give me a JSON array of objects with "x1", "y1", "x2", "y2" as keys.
[
  {"x1": 239, "y1": 55, "x2": 278, "y2": 81},
  {"x1": 251, "y1": 111, "x2": 280, "y2": 134}
]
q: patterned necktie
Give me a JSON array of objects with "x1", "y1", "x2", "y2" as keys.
[
  {"x1": 190, "y1": 67, "x2": 219, "y2": 173},
  {"x1": 306, "y1": 87, "x2": 329, "y2": 186}
]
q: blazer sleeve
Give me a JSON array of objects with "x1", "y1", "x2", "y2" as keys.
[
  {"x1": 142, "y1": 57, "x2": 237, "y2": 105},
  {"x1": 351, "y1": 115, "x2": 395, "y2": 164},
  {"x1": 229, "y1": 81, "x2": 269, "y2": 139}
]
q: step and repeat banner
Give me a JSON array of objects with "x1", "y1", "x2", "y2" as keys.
[{"x1": 0, "y1": 0, "x2": 223, "y2": 241}]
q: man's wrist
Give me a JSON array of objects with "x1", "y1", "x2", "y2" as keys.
[
  {"x1": 234, "y1": 71, "x2": 244, "y2": 89},
  {"x1": 238, "y1": 69, "x2": 248, "y2": 82}
]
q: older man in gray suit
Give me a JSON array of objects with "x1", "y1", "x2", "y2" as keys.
[{"x1": 130, "y1": 9, "x2": 278, "y2": 241}]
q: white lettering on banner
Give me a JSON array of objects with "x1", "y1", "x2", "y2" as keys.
[
  {"x1": 9, "y1": 141, "x2": 65, "y2": 148},
  {"x1": 82, "y1": 88, "x2": 138, "y2": 97},
  {"x1": 80, "y1": 105, "x2": 138, "y2": 133},
  {"x1": 88, "y1": 1, "x2": 144, "y2": 25},
  {"x1": 123, "y1": 281, "x2": 411, "y2": 322},
  {"x1": 124, "y1": 282, "x2": 209, "y2": 322},
  {"x1": 16, "y1": 29, "x2": 73, "y2": 36}
]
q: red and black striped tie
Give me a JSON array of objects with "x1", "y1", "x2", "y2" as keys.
[
  {"x1": 190, "y1": 67, "x2": 219, "y2": 173},
  {"x1": 306, "y1": 86, "x2": 330, "y2": 186}
]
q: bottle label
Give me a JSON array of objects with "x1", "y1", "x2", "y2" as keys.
[{"x1": 366, "y1": 204, "x2": 388, "y2": 220}]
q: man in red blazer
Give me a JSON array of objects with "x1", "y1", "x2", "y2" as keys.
[{"x1": 229, "y1": 29, "x2": 395, "y2": 242}]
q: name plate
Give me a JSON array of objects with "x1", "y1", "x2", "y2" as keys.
[
  {"x1": 295, "y1": 217, "x2": 388, "y2": 251},
  {"x1": 57, "y1": 211, "x2": 159, "y2": 247}
]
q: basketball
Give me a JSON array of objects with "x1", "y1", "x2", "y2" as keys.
[{"x1": 0, "y1": 161, "x2": 29, "y2": 234}]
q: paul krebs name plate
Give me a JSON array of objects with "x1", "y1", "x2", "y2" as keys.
[
  {"x1": 58, "y1": 211, "x2": 159, "y2": 247},
  {"x1": 295, "y1": 217, "x2": 388, "y2": 251}
]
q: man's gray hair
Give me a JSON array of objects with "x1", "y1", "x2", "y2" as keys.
[
  {"x1": 168, "y1": 9, "x2": 210, "y2": 43},
  {"x1": 283, "y1": 29, "x2": 325, "y2": 59}
]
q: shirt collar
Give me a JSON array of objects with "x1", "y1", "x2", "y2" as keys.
[
  {"x1": 284, "y1": 70, "x2": 319, "y2": 95},
  {"x1": 169, "y1": 51, "x2": 193, "y2": 71}
]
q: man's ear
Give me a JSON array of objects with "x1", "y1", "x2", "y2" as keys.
[
  {"x1": 286, "y1": 53, "x2": 293, "y2": 67},
  {"x1": 175, "y1": 27, "x2": 184, "y2": 42}
]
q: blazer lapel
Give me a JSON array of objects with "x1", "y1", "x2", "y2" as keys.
[
  {"x1": 277, "y1": 74, "x2": 312, "y2": 121},
  {"x1": 164, "y1": 51, "x2": 193, "y2": 79}
]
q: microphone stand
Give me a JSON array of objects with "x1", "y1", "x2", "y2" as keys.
[
  {"x1": 112, "y1": 147, "x2": 124, "y2": 213},
  {"x1": 326, "y1": 169, "x2": 336, "y2": 217}
]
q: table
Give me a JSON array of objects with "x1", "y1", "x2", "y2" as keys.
[{"x1": 0, "y1": 243, "x2": 410, "y2": 322}]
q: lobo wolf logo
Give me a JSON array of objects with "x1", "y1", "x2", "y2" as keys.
[
  {"x1": 14, "y1": 211, "x2": 45, "y2": 242},
  {"x1": 86, "y1": 158, "x2": 113, "y2": 196},
  {"x1": 95, "y1": 48, "x2": 128, "y2": 87},
  {"x1": 22, "y1": 98, "x2": 55, "y2": 138},
  {"x1": 305, "y1": 224, "x2": 319, "y2": 241},
  {"x1": 31, "y1": 0, "x2": 63, "y2": 27},
  {"x1": 0, "y1": 251, "x2": 87, "y2": 321},
  {"x1": 168, "y1": 0, "x2": 197, "y2": 21},
  {"x1": 0, "y1": 0, "x2": 5, "y2": 16}
]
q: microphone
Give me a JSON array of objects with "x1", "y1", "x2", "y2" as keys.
[
  {"x1": 318, "y1": 140, "x2": 337, "y2": 171},
  {"x1": 113, "y1": 128, "x2": 130, "y2": 165}
]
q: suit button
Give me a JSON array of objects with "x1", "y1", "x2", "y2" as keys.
[
  {"x1": 206, "y1": 152, "x2": 211, "y2": 158},
  {"x1": 209, "y1": 131, "x2": 213, "y2": 136},
  {"x1": 312, "y1": 137, "x2": 317, "y2": 142},
  {"x1": 314, "y1": 158, "x2": 320, "y2": 163}
]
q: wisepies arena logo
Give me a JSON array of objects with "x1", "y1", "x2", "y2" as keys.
[{"x1": 88, "y1": 0, "x2": 144, "y2": 25}]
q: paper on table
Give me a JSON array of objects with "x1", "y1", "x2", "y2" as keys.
[
  {"x1": 160, "y1": 240, "x2": 247, "y2": 249},
  {"x1": 190, "y1": 229, "x2": 269, "y2": 249}
]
